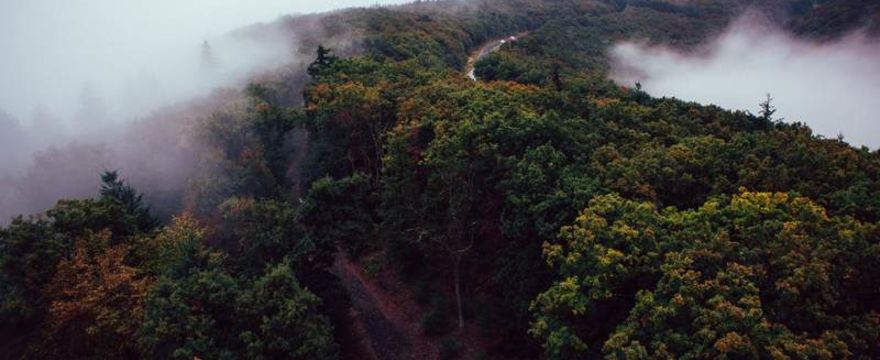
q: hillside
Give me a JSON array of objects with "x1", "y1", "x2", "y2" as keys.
[{"x1": 1, "y1": 1, "x2": 879, "y2": 359}]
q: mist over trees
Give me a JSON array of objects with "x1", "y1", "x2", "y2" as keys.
[
  {"x1": 609, "y1": 13, "x2": 880, "y2": 147},
  {"x1": 0, "y1": 109, "x2": 28, "y2": 171},
  {"x1": 0, "y1": 1, "x2": 388, "y2": 225}
]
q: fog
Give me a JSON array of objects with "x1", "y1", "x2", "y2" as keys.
[
  {"x1": 610, "y1": 16, "x2": 880, "y2": 148},
  {"x1": 0, "y1": 0, "x2": 412, "y2": 223},
  {"x1": 0, "y1": 0, "x2": 412, "y2": 128}
]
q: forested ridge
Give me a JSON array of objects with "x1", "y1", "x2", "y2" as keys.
[{"x1": 2, "y1": 0, "x2": 879, "y2": 359}]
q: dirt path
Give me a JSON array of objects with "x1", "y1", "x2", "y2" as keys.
[
  {"x1": 332, "y1": 255, "x2": 439, "y2": 360},
  {"x1": 329, "y1": 33, "x2": 532, "y2": 360},
  {"x1": 465, "y1": 32, "x2": 529, "y2": 80}
]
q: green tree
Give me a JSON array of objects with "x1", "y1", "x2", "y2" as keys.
[
  {"x1": 237, "y1": 262, "x2": 339, "y2": 360},
  {"x1": 531, "y1": 191, "x2": 880, "y2": 359},
  {"x1": 100, "y1": 170, "x2": 157, "y2": 232},
  {"x1": 141, "y1": 216, "x2": 340, "y2": 359},
  {"x1": 758, "y1": 93, "x2": 780, "y2": 124},
  {"x1": 307, "y1": 46, "x2": 338, "y2": 79},
  {"x1": 298, "y1": 173, "x2": 374, "y2": 258},
  {"x1": 220, "y1": 198, "x2": 320, "y2": 277},
  {"x1": 0, "y1": 216, "x2": 60, "y2": 327},
  {"x1": 530, "y1": 194, "x2": 675, "y2": 358},
  {"x1": 140, "y1": 218, "x2": 241, "y2": 359}
]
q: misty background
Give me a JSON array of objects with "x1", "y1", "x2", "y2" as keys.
[
  {"x1": 0, "y1": 0, "x2": 410, "y2": 223},
  {"x1": 610, "y1": 15, "x2": 880, "y2": 148},
  {"x1": 0, "y1": 0, "x2": 412, "y2": 128}
]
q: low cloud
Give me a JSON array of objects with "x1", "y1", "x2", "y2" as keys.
[
  {"x1": 0, "y1": 0, "x2": 410, "y2": 224},
  {"x1": 609, "y1": 16, "x2": 880, "y2": 148}
]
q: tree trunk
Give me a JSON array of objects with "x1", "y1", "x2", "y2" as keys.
[{"x1": 453, "y1": 257, "x2": 464, "y2": 330}]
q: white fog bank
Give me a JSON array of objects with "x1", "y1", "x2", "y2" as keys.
[
  {"x1": 0, "y1": 0, "x2": 411, "y2": 128},
  {"x1": 610, "y1": 19, "x2": 880, "y2": 148},
  {"x1": 0, "y1": 0, "x2": 412, "y2": 223}
]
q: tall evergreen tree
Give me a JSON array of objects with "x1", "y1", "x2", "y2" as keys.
[{"x1": 100, "y1": 171, "x2": 157, "y2": 232}]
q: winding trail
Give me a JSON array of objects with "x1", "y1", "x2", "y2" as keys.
[
  {"x1": 332, "y1": 254, "x2": 439, "y2": 360},
  {"x1": 465, "y1": 32, "x2": 528, "y2": 80},
  {"x1": 329, "y1": 34, "x2": 532, "y2": 360}
]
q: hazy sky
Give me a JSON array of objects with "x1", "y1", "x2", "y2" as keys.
[
  {"x1": 0, "y1": 0, "x2": 411, "y2": 125},
  {"x1": 610, "y1": 18, "x2": 880, "y2": 148}
]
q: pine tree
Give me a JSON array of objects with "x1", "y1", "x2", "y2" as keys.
[
  {"x1": 75, "y1": 82, "x2": 109, "y2": 127},
  {"x1": 200, "y1": 40, "x2": 217, "y2": 69},
  {"x1": 307, "y1": 46, "x2": 338, "y2": 78},
  {"x1": 100, "y1": 171, "x2": 157, "y2": 232},
  {"x1": 759, "y1": 93, "x2": 782, "y2": 123}
]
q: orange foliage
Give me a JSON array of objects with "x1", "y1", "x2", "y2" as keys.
[{"x1": 39, "y1": 230, "x2": 149, "y2": 358}]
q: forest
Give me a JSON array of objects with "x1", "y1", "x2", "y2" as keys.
[{"x1": 1, "y1": 0, "x2": 879, "y2": 359}]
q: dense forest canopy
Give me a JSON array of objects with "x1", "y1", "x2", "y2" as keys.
[{"x1": 2, "y1": 0, "x2": 879, "y2": 359}]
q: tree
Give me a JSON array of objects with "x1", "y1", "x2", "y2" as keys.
[
  {"x1": 34, "y1": 231, "x2": 148, "y2": 359},
  {"x1": 307, "y1": 46, "x2": 338, "y2": 79},
  {"x1": 219, "y1": 198, "x2": 316, "y2": 277},
  {"x1": 246, "y1": 84, "x2": 299, "y2": 192},
  {"x1": 75, "y1": 82, "x2": 109, "y2": 128},
  {"x1": 192, "y1": 85, "x2": 299, "y2": 208},
  {"x1": 0, "y1": 172, "x2": 158, "y2": 357},
  {"x1": 437, "y1": 166, "x2": 478, "y2": 331},
  {"x1": 100, "y1": 170, "x2": 157, "y2": 233},
  {"x1": 0, "y1": 217, "x2": 59, "y2": 327},
  {"x1": 201, "y1": 40, "x2": 218, "y2": 70},
  {"x1": 1, "y1": 173, "x2": 153, "y2": 332},
  {"x1": 303, "y1": 77, "x2": 394, "y2": 179},
  {"x1": 552, "y1": 63, "x2": 564, "y2": 91},
  {"x1": 141, "y1": 216, "x2": 340, "y2": 359},
  {"x1": 298, "y1": 173, "x2": 374, "y2": 259},
  {"x1": 237, "y1": 262, "x2": 339, "y2": 360},
  {"x1": 530, "y1": 194, "x2": 673, "y2": 358},
  {"x1": 758, "y1": 93, "x2": 781, "y2": 123},
  {"x1": 140, "y1": 218, "x2": 241, "y2": 359},
  {"x1": 531, "y1": 191, "x2": 880, "y2": 358}
]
